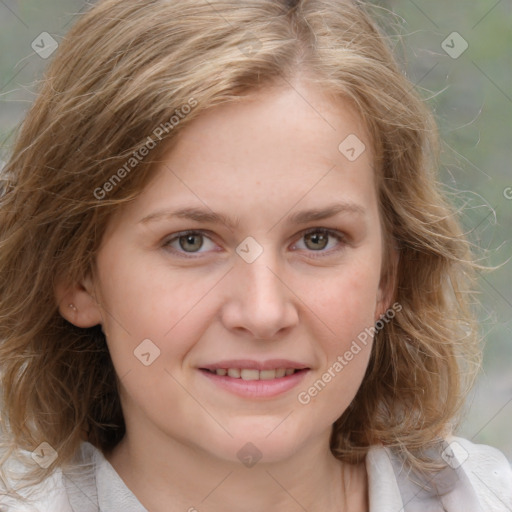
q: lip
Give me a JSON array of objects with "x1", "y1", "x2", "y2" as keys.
[
  {"x1": 198, "y1": 359, "x2": 311, "y2": 399},
  {"x1": 199, "y1": 368, "x2": 309, "y2": 398},
  {"x1": 199, "y1": 359, "x2": 310, "y2": 371}
]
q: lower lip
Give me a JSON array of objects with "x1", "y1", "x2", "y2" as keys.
[{"x1": 199, "y1": 369, "x2": 309, "y2": 398}]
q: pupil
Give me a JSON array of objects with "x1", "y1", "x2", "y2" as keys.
[
  {"x1": 179, "y1": 234, "x2": 203, "y2": 252},
  {"x1": 305, "y1": 232, "x2": 328, "y2": 250}
]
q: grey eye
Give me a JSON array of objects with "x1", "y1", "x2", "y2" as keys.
[
  {"x1": 303, "y1": 231, "x2": 329, "y2": 250},
  {"x1": 178, "y1": 233, "x2": 204, "y2": 252}
]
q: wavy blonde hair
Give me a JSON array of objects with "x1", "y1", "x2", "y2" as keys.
[{"x1": 0, "y1": 0, "x2": 480, "y2": 493}]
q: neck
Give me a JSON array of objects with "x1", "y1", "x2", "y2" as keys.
[{"x1": 106, "y1": 430, "x2": 367, "y2": 512}]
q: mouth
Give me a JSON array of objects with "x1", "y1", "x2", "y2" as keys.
[
  {"x1": 200, "y1": 367, "x2": 305, "y2": 380},
  {"x1": 198, "y1": 359, "x2": 310, "y2": 398}
]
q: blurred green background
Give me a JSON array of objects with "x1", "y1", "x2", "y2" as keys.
[
  {"x1": 371, "y1": 0, "x2": 512, "y2": 461},
  {"x1": 0, "y1": 1, "x2": 510, "y2": 459}
]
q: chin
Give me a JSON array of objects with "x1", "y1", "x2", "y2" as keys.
[{"x1": 210, "y1": 418, "x2": 314, "y2": 465}]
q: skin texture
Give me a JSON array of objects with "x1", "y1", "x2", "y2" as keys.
[{"x1": 58, "y1": 80, "x2": 393, "y2": 511}]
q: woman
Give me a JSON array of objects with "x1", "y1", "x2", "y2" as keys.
[{"x1": 0, "y1": 0, "x2": 510, "y2": 510}]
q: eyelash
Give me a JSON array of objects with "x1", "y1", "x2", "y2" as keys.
[{"x1": 162, "y1": 228, "x2": 348, "y2": 260}]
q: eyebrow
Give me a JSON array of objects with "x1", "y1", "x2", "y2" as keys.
[{"x1": 138, "y1": 202, "x2": 366, "y2": 230}]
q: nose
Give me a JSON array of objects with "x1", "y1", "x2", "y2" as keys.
[{"x1": 219, "y1": 257, "x2": 299, "y2": 340}]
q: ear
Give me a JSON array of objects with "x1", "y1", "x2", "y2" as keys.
[
  {"x1": 375, "y1": 245, "x2": 399, "y2": 321},
  {"x1": 55, "y1": 275, "x2": 103, "y2": 328}
]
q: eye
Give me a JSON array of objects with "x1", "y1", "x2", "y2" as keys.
[
  {"x1": 162, "y1": 227, "x2": 347, "y2": 258},
  {"x1": 163, "y1": 230, "x2": 217, "y2": 255},
  {"x1": 292, "y1": 228, "x2": 346, "y2": 255}
]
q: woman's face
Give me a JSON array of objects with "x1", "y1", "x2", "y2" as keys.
[{"x1": 87, "y1": 82, "x2": 391, "y2": 463}]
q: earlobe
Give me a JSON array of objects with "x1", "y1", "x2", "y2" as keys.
[
  {"x1": 55, "y1": 277, "x2": 103, "y2": 328},
  {"x1": 374, "y1": 290, "x2": 390, "y2": 322},
  {"x1": 375, "y1": 245, "x2": 399, "y2": 321}
]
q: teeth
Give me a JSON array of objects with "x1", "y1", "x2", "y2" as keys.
[
  {"x1": 259, "y1": 369, "x2": 277, "y2": 380},
  {"x1": 240, "y1": 369, "x2": 260, "y2": 381},
  {"x1": 212, "y1": 368, "x2": 299, "y2": 380}
]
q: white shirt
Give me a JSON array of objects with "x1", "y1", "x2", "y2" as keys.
[{"x1": 1, "y1": 436, "x2": 511, "y2": 511}]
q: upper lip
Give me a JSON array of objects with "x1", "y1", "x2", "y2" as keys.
[{"x1": 199, "y1": 359, "x2": 310, "y2": 371}]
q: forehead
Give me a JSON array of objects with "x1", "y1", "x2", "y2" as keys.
[
  {"x1": 109, "y1": 82, "x2": 378, "y2": 231},
  {"x1": 172, "y1": 82, "x2": 372, "y2": 173}
]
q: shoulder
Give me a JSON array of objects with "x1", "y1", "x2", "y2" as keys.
[
  {"x1": 0, "y1": 467, "x2": 71, "y2": 512},
  {"x1": 366, "y1": 436, "x2": 512, "y2": 511},
  {"x1": 447, "y1": 436, "x2": 512, "y2": 510},
  {"x1": 0, "y1": 442, "x2": 97, "y2": 512}
]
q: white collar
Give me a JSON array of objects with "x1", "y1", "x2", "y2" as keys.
[{"x1": 27, "y1": 437, "x2": 509, "y2": 511}]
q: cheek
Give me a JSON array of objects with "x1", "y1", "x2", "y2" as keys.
[
  {"x1": 296, "y1": 267, "x2": 378, "y2": 424},
  {"x1": 308, "y1": 348, "x2": 372, "y2": 427},
  {"x1": 94, "y1": 252, "x2": 219, "y2": 373},
  {"x1": 314, "y1": 262, "x2": 382, "y2": 343}
]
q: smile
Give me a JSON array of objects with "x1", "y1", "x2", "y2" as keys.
[
  {"x1": 203, "y1": 368, "x2": 299, "y2": 380},
  {"x1": 198, "y1": 360, "x2": 310, "y2": 398}
]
